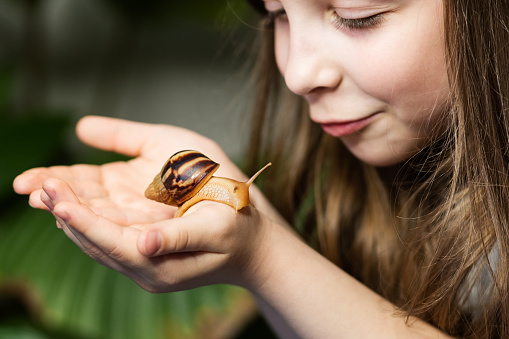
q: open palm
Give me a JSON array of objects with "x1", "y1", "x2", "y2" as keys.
[
  {"x1": 13, "y1": 115, "x2": 266, "y2": 292},
  {"x1": 14, "y1": 115, "x2": 239, "y2": 226}
]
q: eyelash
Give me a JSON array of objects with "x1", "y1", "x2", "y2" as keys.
[
  {"x1": 267, "y1": 9, "x2": 384, "y2": 31},
  {"x1": 267, "y1": 9, "x2": 287, "y2": 21},
  {"x1": 331, "y1": 12, "x2": 384, "y2": 31}
]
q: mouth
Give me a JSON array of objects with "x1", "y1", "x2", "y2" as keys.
[{"x1": 318, "y1": 112, "x2": 381, "y2": 138}]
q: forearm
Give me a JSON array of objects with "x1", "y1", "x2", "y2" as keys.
[
  {"x1": 253, "y1": 295, "x2": 302, "y2": 339},
  {"x1": 248, "y1": 223, "x2": 454, "y2": 339}
]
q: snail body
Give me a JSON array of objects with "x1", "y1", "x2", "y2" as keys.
[{"x1": 145, "y1": 150, "x2": 271, "y2": 217}]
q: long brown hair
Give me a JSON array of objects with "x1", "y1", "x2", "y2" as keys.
[{"x1": 244, "y1": 0, "x2": 509, "y2": 337}]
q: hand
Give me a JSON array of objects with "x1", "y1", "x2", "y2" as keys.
[
  {"x1": 13, "y1": 116, "x2": 275, "y2": 292},
  {"x1": 14, "y1": 115, "x2": 245, "y2": 224},
  {"x1": 35, "y1": 177, "x2": 272, "y2": 292}
]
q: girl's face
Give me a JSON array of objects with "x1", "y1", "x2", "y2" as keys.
[{"x1": 264, "y1": 0, "x2": 449, "y2": 166}]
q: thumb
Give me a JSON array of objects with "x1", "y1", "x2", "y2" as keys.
[
  {"x1": 76, "y1": 115, "x2": 156, "y2": 157},
  {"x1": 137, "y1": 229, "x2": 163, "y2": 256},
  {"x1": 137, "y1": 221, "x2": 203, "y2": 257},
  {"x1": 137, "y1": 205, "x2": 230, "y2": 257}
]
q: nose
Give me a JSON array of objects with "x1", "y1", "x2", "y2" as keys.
[{"x1": 280, "y1": 25, "x2": 343, "y2": 96}]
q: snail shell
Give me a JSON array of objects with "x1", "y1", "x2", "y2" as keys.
[
  {"x1": 145, "y1": 150, "x2": 271, "y2": 217},
  {"x1": 145, "y1": 150, "x2": 220, "y2": 206}
]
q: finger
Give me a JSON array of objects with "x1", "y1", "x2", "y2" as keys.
[
  {"x1": 76, "y1": 115, "x2": 159, "y2": 157},
  {"x1": 40, "y1": 191, "x2": 64, "y2": 229},
  {"x1": 42, "y1": 177, "x2": 82, "y2": 208},
  {"x1": 41, "y1": 174, "x2": 111, "y2": 212},
  {"x1": 53, "y1": 200, "x2": 141, "y2": 264},
  {"x1": 14, "y1": 165, "x2": 100, "y2": 198},
  {"x1": 39, "y1": 182, "x2": 111, "y2": 264},
  {"x1": 39, "y1": 179, "x2": 111, "y2": 266},
  {"x1": 26, "y1": 189, "x2": 49, "y2": 210},
  {"x1": 42, "y1": 177, "x2": 84, "y2": 228},
  {"x1": 137, "y1": 203, "x2": 233, "y2": 257},
  {"x1": 55, "y1": 209, "x2": 119, "y2": 270},
  {"x1": 41, "y1": 177, "x2": 139, "y2": 264},
  {"x1": 13, "y1": 168, "x2": 51, "y2": 195}
]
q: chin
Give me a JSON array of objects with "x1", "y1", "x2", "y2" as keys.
[
  {"x1": 357, "y1": 155, "x2": 407, "y2": 167},
  {"x1": 345, "y1": 143, "x2": 419, "y2": 167}
]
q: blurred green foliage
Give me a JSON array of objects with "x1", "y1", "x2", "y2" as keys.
[
  {"x1": 0, "y1": 0, "x2": 271, "y2": 338},
  {"x1": 0, "y1": 204, "x2": 251, "y2": 339}
]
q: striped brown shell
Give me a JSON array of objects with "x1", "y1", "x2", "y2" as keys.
[{"x1": 145, "y1": 150, "x2": 219, "y2": 206}]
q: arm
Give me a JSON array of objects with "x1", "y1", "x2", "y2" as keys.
[
  {"x1": 244, "y1": 218, "x2": 454, "y2": 339},
  {"x1": 243, "y1": 187, "x2": 451, "y2": 338},
  {"x1": 14, "y1": 116, "x2": 453, "y2": 339}
]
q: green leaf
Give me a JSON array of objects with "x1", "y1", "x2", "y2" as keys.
[
  {"x1": 0, "y1": 207, "x2": 255, "y2": 339},
  {"x1": 0, "y1": 324, "x2": 48, "y2": 339}
]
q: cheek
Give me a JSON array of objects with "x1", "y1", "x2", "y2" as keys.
[
  {"x1": 356, "y1": 4, "x2": 449, "y2": 124},
  {"x1": 367, "y1": 41, "x2": 449, "y2": 114}
]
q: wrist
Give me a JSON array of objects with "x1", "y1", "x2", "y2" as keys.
[{"x1": 237, "y1": 213, "x2": 305, "y2": 295}]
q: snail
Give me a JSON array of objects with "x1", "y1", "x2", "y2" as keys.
[{"x1": 145, "y1": 150, "x2": 271, "y2": 217}]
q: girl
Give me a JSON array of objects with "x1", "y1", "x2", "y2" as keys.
[{"x1": 14, "y1": 0, "x2": 509, "y2": 337}]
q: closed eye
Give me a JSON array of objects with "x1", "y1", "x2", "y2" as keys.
[
  {"x1": 331, "y1": 12, "x2": 385, "y2": 31},
  {"x1": 266, "y1": 7, "x2": 385, "y2": 31},
  {"x1": 267, "y1": 8, "x2": 287, "y2": 21}
]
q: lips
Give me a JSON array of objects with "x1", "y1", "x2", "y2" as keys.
[{"x1": 318, "y1": 113, "x2": 380, "y2": 138}]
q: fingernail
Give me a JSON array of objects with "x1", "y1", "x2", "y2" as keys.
[
  {"x1": 41, "y1": 191, "x2": 54, "y2": 211},
  {"x1": 51, "y1": 209, "x2": 68, "y2": 229},
  {"x1": 143, "y1": 231, "x2": 162, "y2": 256},
  {"x1": 54, "y1": 219, "x2": 63, "y2": 229},
  {"x1": 43, "y1": 186, "x2": 57, "y2": 201},
  {"x1": 54, "y1": 208, "x2": 70, "y2": 222}
]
